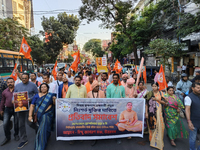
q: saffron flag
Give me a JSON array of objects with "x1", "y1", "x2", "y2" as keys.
[
  {"x1": 20, "y1": 65, "x2": 22, "y2": 72},
  {"x1": 143, "y1": 66, "x2": 147, "y2": 83},
  {"x1": 70, "y1": 50, "x2": 80, "y2": 72},
  {"x1": 87, "y1": 58, "x2": 91, "y2": 65},
  {"x1": 157, "y1": 64, "x2": 168, "y2": 91},
  {"x1": 19, "y1": 37, "x2": 32, "y2": 60},
  {"x1": 52, "y1": 60, "x2": 58, "y2": 80},
  {"x1": 10, "y1": 63, "x2": 18, "y2": 81},
  {"x1": 113, "y1": 59, "x2": 122, "y2": 74}
]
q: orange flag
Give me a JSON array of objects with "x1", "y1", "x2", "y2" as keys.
[
  {"x1": 87, "y1": 58, "x2": 91, "y2": 65},
  {"x1": 52, "y1": 60, "x2": 57, "y2": 80},
  {"x1": 19, "y1": 37, "x2": 32, "y2": 60},
  {"x1": 135, "y1": 65, "x2": 138, "y2": 74},
  {"x1": 157, "y1": 64, "x2": 168, "y2": 91},
  {"x1": 70, "y1": 50, "x2": 80, "y2": 72},
  {"x1": 113, "y1": 59, "x2": 122, "y2": 74},
  {"x1": 143, "y1": 66, "x2": 147, "y2": 83},
  {"x1": 20, "y1": 65, "x2": 22, "y2": 72},
  {"x1": 10, "y1": 63, "x2": 18, "y2": 81}
]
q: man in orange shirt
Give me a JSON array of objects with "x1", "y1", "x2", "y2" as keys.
[
  {"x1": 58, "y1": 75, "x2": 73, "y2": 98},
  {"x1": 85, "y1": 75, "x2": 94, "y2": 93}
]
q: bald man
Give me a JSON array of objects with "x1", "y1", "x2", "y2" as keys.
[{"x1": 118, "y1": 102, "x2": 142, "y2": 132}]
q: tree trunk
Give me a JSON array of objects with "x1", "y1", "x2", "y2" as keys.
[{"x1": 133, "y1": 43, "x2": 139, "y2": 65}]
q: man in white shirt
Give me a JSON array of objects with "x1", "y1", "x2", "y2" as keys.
[
  {"x1": 185, "y1": 82, "x2": 200, "y2": 150},
  {"x1": 43, "y1": 74, "x2": 57, "y2": 95},
  {"x1": 66, "y1": 71, "x2": 74, "y2": 83},
  {"x1": 36, "y1": 72, "x2": 43, "y2": 83},
  {"x1": 182, "y1": 63, "x2": 186, "y2": 73},
  {"x1": 15, "y1": 72, "x2": 23, "y2": 86}
]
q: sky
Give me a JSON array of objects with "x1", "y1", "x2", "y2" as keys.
[{"x1": 32, "y1": 0, "x2": 113, "y2": 49}]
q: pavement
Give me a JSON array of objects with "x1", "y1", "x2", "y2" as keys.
[{"x1": 0, "y1": 84, "x2": 199, "y2": 150}]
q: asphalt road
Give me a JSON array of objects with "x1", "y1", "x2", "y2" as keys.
[{"x1": 0, "y1": 84, "x2": 199, "y2": 150}]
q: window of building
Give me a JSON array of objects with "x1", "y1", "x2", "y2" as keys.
[
  {"x1": 18, "y1": 3, "x2": 23, "y2": 10},
  {"x1": 13, "y1": 1, "x2": 17, "y2": 13},
  {"x1": 5, "y1": 59, "x2": 14, "y2": 67}
]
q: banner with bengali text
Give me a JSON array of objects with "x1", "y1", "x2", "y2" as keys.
[{"x1": 56, "y1": 98, "x2": 145, "y2": 141}]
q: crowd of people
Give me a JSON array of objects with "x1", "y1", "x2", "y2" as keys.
[{"x1": 0, "y1": 64, "x2": 199, "y2": 150}]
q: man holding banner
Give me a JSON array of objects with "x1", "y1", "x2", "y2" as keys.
[{"x1": 106, "y1": 74, "x2": 125, "y2": 98}]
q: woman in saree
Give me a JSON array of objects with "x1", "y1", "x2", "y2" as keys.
[
  {"x1": 137, "y1": 81, "x2": 148, "y2": 98},
  {"x1": 144, "y1": 82, "x2": 167, "y2": 150},
  {"x1": 164, "y1": 86, "x2": 188, "y2": 146},
  {"x1": 28, "y1": 83, "x2": 56, "y2": 150}
]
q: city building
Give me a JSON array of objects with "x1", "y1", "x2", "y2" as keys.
[
  {"x1": 0, "y1": 0, "x2": 7, "y2": 18},
  {"x1": 1, "y1": 0, "x2": 34, "y2": 30}
]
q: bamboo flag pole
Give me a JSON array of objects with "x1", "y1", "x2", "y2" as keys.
[{"x1": 134, "y1": 57, "x2": 144, "y2": 94}]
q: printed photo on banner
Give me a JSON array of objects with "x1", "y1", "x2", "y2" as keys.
[
  {"x1": 56, "y1": 98, "x2": 145, "y2": 141},
  {"x1": 13, "y1": 91, "x2": 29, "y2": 112},
  {"x1": 96, "y1": 57, "x2": 108, "y2": 72}
]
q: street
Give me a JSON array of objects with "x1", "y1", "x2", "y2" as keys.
[
  {"x1": 0, "y1": 118, "x2": 195, "y2": 150},
  {"x1": 0, "y1": 84, "x2": 199, "y2": 150}
]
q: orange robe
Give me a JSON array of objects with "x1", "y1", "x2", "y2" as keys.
[
  {"x1": 15, "y1": 106, "x2": 27, "y2": 112},
  {"x1": 62, "y1": 84, "x2": 68, "y2": 98},
  {"x1": 85, "y1": 82, "x2": 92, "y2": 93},
  {"x1": 87, "y1": 90, "x2": 105, "y2": 98},
  {"x1": 118, "y1": 110, "x2": 142, "y2": 132}
]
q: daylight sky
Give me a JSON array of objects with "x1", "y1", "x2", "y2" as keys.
[
  {"x1": 32, "y1": 0, "x2": 113, "y2": 49},
  {"x1": 32, "y1": 0, "x2": 139, "y2": 49}
]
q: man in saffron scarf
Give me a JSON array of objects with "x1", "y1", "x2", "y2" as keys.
[
  {"x1": 85, "y1": 75, "x2": 94, "y2": 93},
  {"x1": 125, "y1": 78, "x2": 137, "y2": 98},
  {"x1": 58, "y1": 75, "x2": 73, "y2": 98},
  {"x1": 121, "y1": 74, "x2": 128, "y2": 87},
  {"x1": 100, "y1": 73, "x2": 110, "y2": 96},
  {"x1": 117, "y1": 102, "x2": 143, "y2": 132},
  {"x1": 87, "y1": 80, "x2": 105, "y2": 98}
]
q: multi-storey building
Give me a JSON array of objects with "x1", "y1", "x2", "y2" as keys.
[{"x1": 1, "y1": 0, "x2": 34, "y2": 30}]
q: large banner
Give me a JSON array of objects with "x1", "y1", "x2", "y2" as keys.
[{"x1": 56, "y1": 98, "x2": 145, "y2": 141}]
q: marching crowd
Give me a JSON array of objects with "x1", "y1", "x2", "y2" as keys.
[{"x1": 0, "y1": 65, "x2": 199, "y2": 150}]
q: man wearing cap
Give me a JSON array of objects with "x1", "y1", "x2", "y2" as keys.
[
  {"x1": 121, "y1": 74, "x2": 128, "y2": 87},
  {"x1": 191, "y1": 70, "x2": 200, "y2": 83},
  {"x1": 125, "y1": 78, "x2": 137, "y2": 98},
  {"x1": 176, "y1": 73, "x2": 192, "y2": 102}
]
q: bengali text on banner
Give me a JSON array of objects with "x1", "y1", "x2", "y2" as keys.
[{"x1": 56, "y1": 98, "x2": 145, "y2": 141}]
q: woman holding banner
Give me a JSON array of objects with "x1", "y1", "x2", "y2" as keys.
[
  {"x1": 164, "y1": 86, "x2": 188, "y2": 146},
  {"x1": 145, "y1": 82, "x2": 167, "y2": 150},
  {"x1": 28, "y1": 83, "x2": 56, "y2": 150}
]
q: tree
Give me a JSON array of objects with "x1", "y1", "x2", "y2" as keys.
[
  {"x1": 40, "y1": 13, "x2": 80, "y2": 63},
  {"x1": 83, "y1": 39, "x2": 105, "y2": 57},
  {"x1": 145, "y1": 39, "x2": 185, "y2": 75},
  {"x1": 0, "y1": 18, "x2": 29, "y2": 51},
  {"x1": 27, "y1": 35, "x2": 49, "y2": 65},
  {"x1": 79, "y1": 0, "x2": 142, "y2": 64},
  {"x1": 110, "y1": 4, "x2": 162, "y2": 60},
  {"x1": 65, "y1": 54, "x2": 74, "y2": 63}
]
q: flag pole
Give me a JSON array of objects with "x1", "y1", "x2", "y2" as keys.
[{"x1": 135, "y1": 57, "x2": 144, "y2": 94}]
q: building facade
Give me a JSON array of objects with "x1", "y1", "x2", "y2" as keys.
[{"x1": 2, "y1": 0, "x2": 34, "y2": 30}]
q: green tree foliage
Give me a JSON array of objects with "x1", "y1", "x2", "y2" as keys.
[
  {"x1": 40, "y1": 13, "x2": 80, "y2": 63},
  {"x1": 83, "y1": 39, "x2": 105, "y2": 57},
  {"x1": 145, "y1": 39, "x2": 185, "y2": 72},
  {"x1": 27, "y1": 35, "x2": 49, "y2": 65},
  {"x1": 110, "y1": 4, "x2": 162, "y2": 60},
  {"x1": 79, "y1": 0, "x2": 142, "y2": 64},
  {"x1": 65, "y1": 54, "x2": 74, "y2": 63},
  {"x1": 0, "y1": 18, "x2": 29, "y2": 51}
]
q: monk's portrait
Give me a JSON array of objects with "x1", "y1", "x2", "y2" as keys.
[
  {"x1": 15, "y1": 100, "x2": 27, "y2": 112},
  {"x1": 97, "y1": 58, "x2": 101, "y2": 66},
  {"x1": 117, "y1": 102, "x2": 143, "y2": 132}
]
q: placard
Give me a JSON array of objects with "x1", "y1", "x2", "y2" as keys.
[{"x1": 13, "y1": 91, "x2": 29, "y2": 112}]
